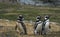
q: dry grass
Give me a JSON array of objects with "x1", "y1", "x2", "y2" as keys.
[{"x1": 0, "y1": 19, "x2": 60, "y2": 37}]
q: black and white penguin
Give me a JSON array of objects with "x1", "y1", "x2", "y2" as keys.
[
  {"x1": 15, "y1": 15, "x2": 27, "y2": 35},
  {"x1": 42, "y1": 15, "x2": 50, "y2": 35},
  {"x1": 34, "y1": 16, "x2": 43, "y2": 35}
]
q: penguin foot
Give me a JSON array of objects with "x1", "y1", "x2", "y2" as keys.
[{"x1": 20, "y1": 32, "x2": 27, "y2": 35}]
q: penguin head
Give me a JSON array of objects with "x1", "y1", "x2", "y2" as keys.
[
  {"x1": 37, "y1": 15, "x2": 41, "y2": 20},
  {"x1": 44, "y1": 15, "x2": 49, "y2": 20},
  {"x1": 19, "y1": 15, "x2": 23, "y2": 18},
  {"x1": 36, "y1": 19, "x2": 40, "y2": 22}
]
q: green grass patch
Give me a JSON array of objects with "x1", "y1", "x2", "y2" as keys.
[{"x1": 0, "y1": 3, "x2": 60, "y2": 23}]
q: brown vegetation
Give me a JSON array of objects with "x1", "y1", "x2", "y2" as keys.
[{"x1": 0, "y1": 19, "x2": 60, "y2": 37}]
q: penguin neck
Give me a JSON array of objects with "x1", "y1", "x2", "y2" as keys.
[
  {"x1": 44, "y1": 19, "x2": 49, "y2": 22},
  {"x1": 45, "y1": 19, "x2": 49, "y2": 23}
]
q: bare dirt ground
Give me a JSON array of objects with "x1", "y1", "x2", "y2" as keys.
[{"x1": 0, "y1": 19, "x2": 60, "y2": 37}]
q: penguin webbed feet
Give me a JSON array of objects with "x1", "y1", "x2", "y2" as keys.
[{"x1": 20, "y1": 32, "x2": 27, "y2": 35}]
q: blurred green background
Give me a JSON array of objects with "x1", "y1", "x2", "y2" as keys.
[{"x1": 0, "y1": 3, "x2": 60, "y2": 23}]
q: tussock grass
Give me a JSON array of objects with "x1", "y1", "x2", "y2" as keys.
[{"x1": 0, "y1": 20, "x2": 60, "y2": 37}]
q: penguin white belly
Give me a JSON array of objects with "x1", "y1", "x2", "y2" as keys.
[
  {"x1": 45, "y1": 22, "x2": 49, "y2": 28},
  {"x1": 17, "y1": 23, "x2": 25, "y2": 33},
  {"x1": 45, "y1": 22, "x2": 50, "y2": 32},
  {"x1": 36, "y1": 23, "x2": 42, "y2": 31}
]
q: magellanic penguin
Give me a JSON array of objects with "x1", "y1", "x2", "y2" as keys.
[
  {"x1": 15, "y1": 15, "x2": 27, "y2": 35},
  {"x1": 34, "y1": 16, "x2": 43, "y2": 35},
  {"x1": 42, "y1": 15, "x2": 50, "y2": 35}
]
